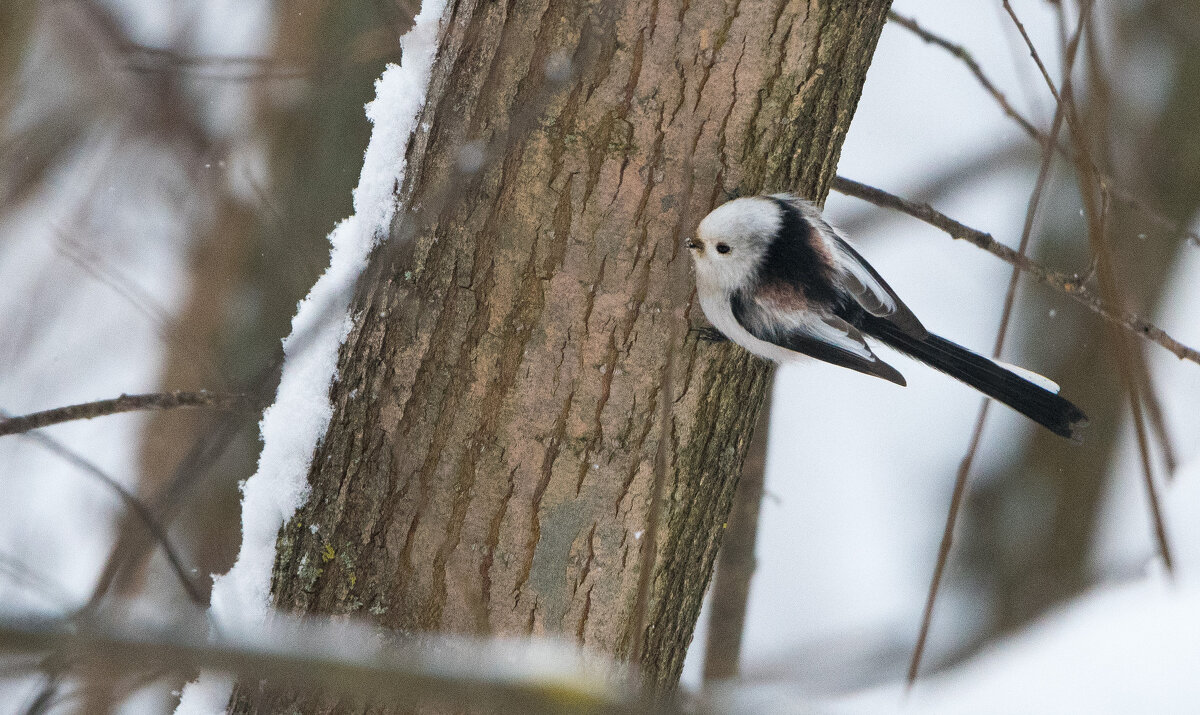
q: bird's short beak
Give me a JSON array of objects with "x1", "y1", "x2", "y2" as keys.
[{"x1": 685, "y1": 238, "x2": 699, "y2": 250}]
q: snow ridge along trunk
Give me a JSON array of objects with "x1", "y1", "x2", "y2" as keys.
[{"x1": 252, "y1": 0, "x2": 892, "y2": 707}]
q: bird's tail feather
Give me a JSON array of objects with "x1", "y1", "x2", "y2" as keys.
[{"x1": 863, "y1": 316, "x2": 1089, "y2": 441}]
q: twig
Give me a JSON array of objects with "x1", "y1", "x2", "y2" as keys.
[
  {"x1": 82, "y1": 414, "x2": 253, "y2": 613},
  {"x1": 1125, "y1": 361, "x2": 1174, "y2": 573},
  {"x1": 115, "y1": 44, "x2": 310, "y2": 81},
  {"x1": 1056, "y1": 24, "x2": 1175, "y2": 574},
  {"x1": 1092, "y1": 10, "x2": 1180, "y2": 473},
  {"x1": 830, "y1": 176, "x2": 1200, "y2": 366},
  {"x1": 54, "y1": 231, "x2": 222, "y2": 386},
  {"x1": 1133, "y1": 347, "x2": 1178, "y2": 475},
  {"x1": 888, "y1": 9, "x2": 1200, "y2": 248},
  {"x1": 836, "y1": 143, "x2": 1036, "y2": 236},
  {"x1": 12, "y1": 428, "x2": 208, "y2": 606},
  {"x1": 1007, "y1": 0, "x2": 1175, "y2": 575},
  {"x1": 0, "y1": 391, "x2": 249, "y2": 437},
  {"x1": 1000, "y1": 1, "x2": 1063, "y2": 105},
  {"x1": 888, "y1": 11, "x2": 1041, "y2": 140},
  {"x1": 907, "y1": 413, "x2": 984, "y2": 686}
]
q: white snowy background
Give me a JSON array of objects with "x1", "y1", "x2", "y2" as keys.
[
  {"x1": 1, "y1": 0, "x2": 1196, "y2": 712},
  {"x1": 683, "y1": 0, "x2": 1200, "y2": 709}
]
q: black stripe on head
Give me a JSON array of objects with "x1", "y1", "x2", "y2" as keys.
[{"x1": 763, "y1": 197, "x2": 840, "y2": 307}]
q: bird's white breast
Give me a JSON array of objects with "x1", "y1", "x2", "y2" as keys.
[{"x1": 696, "y1": 286, "x2": 804, "y2": 364}]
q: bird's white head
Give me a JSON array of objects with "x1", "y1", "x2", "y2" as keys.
[{"x1": 687, "y1": 196, "x2": 781, "y2": 294}]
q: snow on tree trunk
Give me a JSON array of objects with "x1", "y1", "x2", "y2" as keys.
[{"x1": 245, "y1": 0, "x2": 891, "y2": 707}]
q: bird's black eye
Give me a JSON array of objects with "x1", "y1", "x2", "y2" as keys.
[{"x1": 716, "y1": 243, "x2": 731, "y2": 254}]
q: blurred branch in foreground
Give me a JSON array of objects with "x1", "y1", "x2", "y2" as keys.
[
  {"x1": 831, "y1": 176, "x2": 1200, "y2": 365},
  {"x1": 0, "y1": 612, "x2": 657, "y2": 714}
]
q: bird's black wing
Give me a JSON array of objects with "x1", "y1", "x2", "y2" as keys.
[
  {"x1": 771, "y1": 194, "x2": 928, "y2": 338},
  {"x1": 730, "y1": 284, "x2": 907, "y2": 386},
  {"x1": 824, "y1": 232, "x2": 928, "y2": 338}
]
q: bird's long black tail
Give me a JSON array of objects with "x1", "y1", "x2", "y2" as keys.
[{"x1": 862, "y1": 316, "x2": 1089, "y2": 441}]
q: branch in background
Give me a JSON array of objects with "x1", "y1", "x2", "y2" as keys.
[
  {"x1": 702, "y1": 378, "x2": 773, "y2": 684},
  {"x1": 905, "y1": 5, "x2": 1086, "y2": 686},
  {"x1": 0, "y1": 613, "x2": 655, "y2": 715},
  {"x1": 888, "y1": 11, "x2": 1041, "y2": 140},
  {"x1": 999, "y1": 1, "x2": 1064, "y2": 105},
  {"x1": 999, "y1": 0, "x2": 1175, "y2": 574},
  {"x1": 836, "y1": 142, "x2": 1037, "y2": 237},
  {"x1": 831, "y1": 176, "x2": 1200, "y2": 366},
  {"x1": 1053, "y1": 16, "x2": 1175, "y2": 575},
  {"x1": 53, "y1": 233, "x2": 222, "y2": 385},
  {"x1": 116, "y1": 44, "x2": 310, "y2": 80},
  {"x1": 13, "y1": 429, "x2": 208, "y2": 607},
  {"x1": 4, "y1": 390, "x2": 256, "y2": 707},
  {"x1": 0, "y1": 391, "x2": 251, "y2": 437},
  {"x1": 1133, "y1": 345, "x2": 1179, "y2": 475},
  {"x1": 1072, "y1": 3, "x2": 1180, "y2": 480},
  {"x1": 888, "y1": 10, "x2": 1200, "y2": 249}
]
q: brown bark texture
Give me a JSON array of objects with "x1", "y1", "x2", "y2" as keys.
[{"x1": 257, "y1": 0, "x2": 891, "y2": 705}]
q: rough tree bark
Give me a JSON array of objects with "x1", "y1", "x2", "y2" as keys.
[{"x1": 246, "y1": 0, "x2": 891, "y2": 707}]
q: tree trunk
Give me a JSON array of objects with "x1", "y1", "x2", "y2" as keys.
[{"x1": 253, "y1": 0, "x2": 891, "y2": 706}]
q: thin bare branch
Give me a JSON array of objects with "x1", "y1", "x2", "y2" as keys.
[
  {"x1": 888, "y1": 11, "x2": 1041, "y2": 140},
  {"x1": 1125, "y1": 360, "x2": 1174, "y2": 573},
  {"x1": 0, "y1": 391, "x2": 250, "y2": 437},
  {"x1": 1000, "y1": 1, "x2": 1064, "y2": 105},
  {"x1": 1133, "y1": 347, "x2": 1179, "y2": 475},
  {"x1": 906, "y1": 412, "x2": 984, "y2": 686},
  {"x1": 1076, "y1": 12, "x2": 1180, "y2": 479},
  {"x1": 888, "y1": 9, "x2": 1200, "y2": 248},
  {"x1": 1057, "y1": 25, "x2": 1175, "y2": 573},
  {"x1": 907, "y1": 6, "x2": 1084, "y2": 686},
  {"x1": 831, "y1": 176, "x2": 1200, "y2": 366},
  {"x1": 10, "y1": 427, "x2": 208, "y2": 606},
  {"x1": 115, "y1": 44, "x2": 309, "y2": 80}
]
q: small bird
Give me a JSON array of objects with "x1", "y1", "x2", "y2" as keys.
[{"x1": 687, "y1": 194, "x2": 1088, "y2": 440}]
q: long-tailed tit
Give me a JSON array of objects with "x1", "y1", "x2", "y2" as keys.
[{"x1": 687, "y1": 194, "x2": 1088, "y2": 440}]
